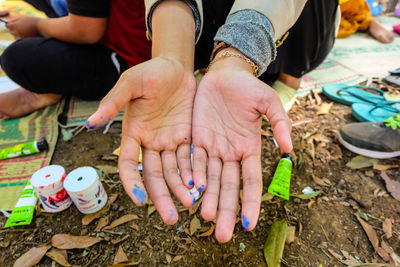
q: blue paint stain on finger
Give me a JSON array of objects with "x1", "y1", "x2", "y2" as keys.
[
  {"x1": 198, "y1": 184, "x2": 205, "y2": 192},
  {"x1": 132, "y1": 186, "x2": 146, "y2": 205},
  {"x1": 192, "y1": 198, "x2": 197, "y2": 206},
  {"x1": 242, "y1": 215, "x2": 250, "y2": 230},
  {"x1": 185, "y1": 137, "x2": 187, "y2": 140},
  {"x1": 188, "y1": 180, "x2": 193, "y2": 186},
  {"x1": 167, "y1": 208, "x2": 177, "y2": 224}
]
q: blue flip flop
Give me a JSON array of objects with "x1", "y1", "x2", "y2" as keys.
[
  {"x1": 322, "y1": 83, "x2": 385, "y2": 105},
  {"x1": 352, "y1": 102, "x2": 400, "y2": 122}
]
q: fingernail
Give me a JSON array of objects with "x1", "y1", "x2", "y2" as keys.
[
  {"x1": 188, "y1": 180, "x2": 194, "y2": 186},
  {"x1": 242, "y1": 215, "x2": 250, "y2": 231},
  {"x1": 132, "y1": 184, "x2": 146, "y2": 206}
]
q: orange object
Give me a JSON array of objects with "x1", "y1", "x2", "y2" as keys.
[{"x1": 338, "y1": 0, "x2": 375, "y2": 38}]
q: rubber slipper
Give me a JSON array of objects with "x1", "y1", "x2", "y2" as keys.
[
  {"x1": 352, "y1": 102, "x2": 400, "y2": 122},
  {"x1": 322, "y1": 83, "x2": 385, "y2": 105}
]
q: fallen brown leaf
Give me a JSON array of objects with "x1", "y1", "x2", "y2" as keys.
[
  {"x1": 260, "y1": 129, "x2": 273, "y2": 137},
  {"x1": 165, "y1": 254, "x2": 172, "y2": 264},
  {"x1": 111, "y1": 235, "x2": 129, "y2": 245},
  {"x1": 114, "y1": 246, "x2": 128, "y2": 265},
  {"x1": 104, "y1": 214, "x2": 139, "y2": 230},
  {"x1": 380, "y1": 171, "x2": 400, "y2": 201},
  {"x1": 373, "y1": 163, "x2": 400, "y2": 171},
  {"x1": 147, "y1": 205, "x2": 156, "y2": 216},
  {"x1": 94, "y1": 216, "x2": 110, "y2": 232},
  {"x1": 52, "y1": 234, "x2": 102, "y2": 249},
  {"x1": 285, "y1": 226, "x2": 295, "y2": 244},
  {"x1": 173, "y1": 255, "x2": 183, "y2": 262},
  {"x1": 13, "y1": 245, "x2": 51, "y2": 267},
  {"x1": 0, "y1": 241, "x2": 10, "y2": 248},
  {"x1": 313, "y1": 89, "x2": 322, "y2": 105},
  {"x1": 190, "y1": 216, "x2": 201, "y2": 235},
  {"x1": 189, "y1": 196, "x2": 203, "y2": 216},
  {"x1": 292, "y1": 119, "x2": 313, "y2": 127},
  {"x1": 317, "y1": 102, "x2": 333, "y2": 115},
  {"x1": 82, "y1": 194, "x2": 118, "y2": 225},
  {"x1": 307, "y1": 199, "x2": 316, "y2": 209},
  {"x1": 382, "y1": 218, "x2": 393, "y2": 239},
  {"x1": 381, "y1": 240, "x2": 400, "y2": 265},
  {"x1": 197, "y1": 224, "x2": 215, "y2": 237},
  {"x1": 311, "y1": 174, "x2": 331, "y2": 186},
  {"x1": 129, "y1": 223, "x2": 139, "y2": 231},
  {"x1": 346, "y1": 156, "x2": 379, "y2": 169},
  {"x1": 327, "y1": 249, "x2": 358, "y2": 266},
  {"x1": 46, "y1": 248, "x2": 71, "y2": 267}
]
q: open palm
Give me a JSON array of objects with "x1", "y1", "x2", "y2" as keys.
[
  {"x1": 192, "y1": 67, "x2": 292, "y2": 242},
  {"x1": 88, "y1": 57, "x2": 196, "y2": 224}
]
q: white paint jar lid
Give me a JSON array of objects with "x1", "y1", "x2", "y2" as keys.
[
  {"x1": 63, "y1": 167, "x2": 99, "y2": 193},
  {"x1": 30, "y1": 165, "x2": 66, "y2": 189}
]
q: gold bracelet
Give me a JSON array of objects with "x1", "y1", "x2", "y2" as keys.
[{"x1": 207, "y1": 51, "x2": 259, "y2": 76}]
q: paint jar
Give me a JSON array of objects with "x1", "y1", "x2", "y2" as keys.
[
  {"x1": 63, "y1": 167, "x2": 108, "y2": 214},
  {"x1": 30, "y1": 165, "x2": 72, "y2": 213}
]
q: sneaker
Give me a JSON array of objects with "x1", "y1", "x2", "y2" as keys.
[{"x1": 336, "y1": 114, "x2": 400, "y2": 159}]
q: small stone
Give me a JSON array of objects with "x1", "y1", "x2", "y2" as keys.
[
  {"x1": 46, "y1": 229, "x2": 52, "y2": 233},
  {"x1": 337, "y1": 179, "x2": 346, "y2": 187},
  {"x1": 239, "y1": 243, "x2": 246, "y2": 252},
  {"x1": 267, "y1": 220, "x2": 273, "y2": 226},
  {"x1": 359, "y1": 199, "x2": 372, "y2": 209}
]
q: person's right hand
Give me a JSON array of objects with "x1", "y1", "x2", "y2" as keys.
[
  {"x1": 6, "y1": 17, "x2": 41, "y2": 39},
  {"x1": 87, "y1": 57, "x2": 197, "y2": 225}
]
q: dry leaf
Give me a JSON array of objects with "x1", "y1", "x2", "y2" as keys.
[
  {"x1": 94, "y1": 216, "x2": 110, "y2": 232},
  {"x1": 346, "y1": 156, "x2": 379, "y2": 169},
  {"x1": 147, "y1": 205, "x2": 156, "y2": 216},
  {"x1": 311, "y1": 174, "x2": 331, "y2": 186},
  {"x1": 264, "y1": 220, "x2": 287, "y2": 266},
  {"x1": 189, "y1": 196, "x2": 203, "y2": 216},
  {"x1": 292, "y1": 119, "x2": 313, "y2": 127},
  {"x1": 104, "y1": 214, "x2": 139, "y2": 230},
  {"x1": 130, "y1": 223, "x2": 139, "y2": 231},
  {"x1": 317, "y1": 102, "x2": 333, "y2": 115},
  {"x1": 373, "y1": 163, "x2": 400, "y2": 171},
  {"x1": 313, "y1": 133, "x2": 330, "y2": 144},
  {"x1": 380, "y1": 171, "x2": 400, "y2": 201},
  {"x1": 114, "y1": 246, "x2": 128, "y2": 265},
  {"x1": 0, "y1": 241, "x2": 10, "y2": 248},
  {"x1": 13, "y1": 245, "x2": 51, "y2": 267},
  {"x1": 111, "y1": 235, "x2": 129, "y2": 245},
  {"x1": 381, "y1": 241, "x2": 400, "y2": 265},
  {"x1": 173, "y1": 255, "x2": 183, "y2": 262},
  {"x1": 190, "y1": 216, "x2": 201, "y2": 235},
  {"x1": 327, "y1": 249, "x2": 358, "y2": 266},
  {"x1": 313, "y1": 90, "x2": 322, "y2": 105},
  {"x1": 46, "y1": 248, "x2": 71, "y2": 267},
  {"x1": 307, "y1": 199, "x2": 316, "y2": 209},
  {"x1": 197, "y1": 224, "x2": 215, "y2": 237},
  {"x1": 165, "y1": 254, "x2": 172, "y2": 264},
  {"x1": 260, "y1": 129, "x2": 273, "y2": 137},
  {"x1": 82, "y1": 194, "x2": 118, "y2": 225},
  {"x1": 285, "y1": 226, "x2": 295, "y2": 244},
  {"x1": 261, "y1": 193, "x2": 274, "y2": 202},
  {"x1": 382, "y1": 218, "x2": 393, "y2": 239},
  {"x1": 52, "y1": 234, "x2": 102, "y2": 249},
  {"x1": 96, "y1": 165, "x2": 118, "y2": 174}
]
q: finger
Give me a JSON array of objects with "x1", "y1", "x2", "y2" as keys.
[
  {"x1": 143, "y1": 149, "x2": 178, "y2": 225},
  {"x1": 0, "y1": 11, "x2": 9, "y2": 17},
  {"x1": 201, "y1": 156, "x2": 222, "y2": 221},
  {"x1": 215, "y1": 161, "x2": 240, "y2": 243},
  {"x1": 176, "y1": 143, "x2": 193, "y2": 187},
  {"x1": 118, "y1": 134, "x2": 146, "y2": 206},
  {"x1": 241, "y1": 154, "x2": 262, "y2": 231},
  {"x1": 161, "y1": 150, "x2": 193, "y2": 207},
  {"x1": 258, "y1": 87, "x2": 293, "y2": 153},
  {"x1": 86, "y1": 69, "x2": 142, "y2": 130},
  {"x1": 192, "y1": 145, "x2": 207, "y2": 192}
]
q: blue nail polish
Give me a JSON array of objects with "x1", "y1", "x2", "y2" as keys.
[{"x1": 242, "y1": 215, "x2": 250, "y2": 230}]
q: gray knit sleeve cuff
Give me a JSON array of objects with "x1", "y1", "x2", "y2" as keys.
[
  {"x1": 214, "y1": 10, "x2": 276, "y2": 77},
  {"x1": 147, "y1": 0, "x2": 201, "y2": 43}
]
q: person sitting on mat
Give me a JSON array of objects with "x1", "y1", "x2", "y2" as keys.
[
  {"x1": 0, "y1": 0, "x2": 151, "y2": 119},
  {"x1": 338, "y1": 0, "x2": 395, "y2": 43}
]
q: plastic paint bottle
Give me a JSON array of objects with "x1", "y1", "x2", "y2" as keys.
[
  {"x1": 0, "y1": 139, "x2": 49, "y2": 160},
  {"x1": 267, "y1": 153, "x2": 293, "y2": 200},
  {"x1": 4, "y1": 182, "x2": 38, "y2": 228}
]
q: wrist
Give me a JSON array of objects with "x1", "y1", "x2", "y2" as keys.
[{"x1": 207, "y1": 47, "x2": 256, "y2": 75}]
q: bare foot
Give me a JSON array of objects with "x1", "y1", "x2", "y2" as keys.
[
  {"x1": 0, "y1": 88, "x2": 61, "y2": 119},
  {"x1": 369, "y1": 19, "x2": 394, "y2": 43},
  {"x1": 278, "y1": 73, "x2": 301, "y2": 89}
]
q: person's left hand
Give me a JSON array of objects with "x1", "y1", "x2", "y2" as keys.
[
  {"x1": 192, "y1": 50, "x2": 293, "y2": 243},
  {"x1": 6, "y1": 17, "x2": 41, "y2": 39}
]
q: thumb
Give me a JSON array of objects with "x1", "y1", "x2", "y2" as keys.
[
  {"x1": 87, "y1": 68, "x2": 143, "y2": 130},
  {"x1": 258, "y1": 86, "x2": 293, "y2": 153}
]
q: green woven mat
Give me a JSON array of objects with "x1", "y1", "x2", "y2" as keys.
[
  {"x1": 0, "y1": 100, "x2": 64, "y2": 210},
  {"x1": 66, "y1": 97, "x2": 124, "y2": 127},
  {"x1": 299, "y1": 16, "x2": 400, "y2": 95}
]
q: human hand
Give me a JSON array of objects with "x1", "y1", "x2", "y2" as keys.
[
  {"x1": 6, "y1": 16, "x2": 41, "y2": 39},
  {"x1": 0, "y1": 10, "x2": 9, "y2": 18},
  {"x1": 87, "y1": 57, "x2": 197, "y2": 224},
  {"x1": 192, "y1": 49, "x2": 292, "y2": 242}
]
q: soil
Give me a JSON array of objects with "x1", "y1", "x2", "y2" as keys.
[{"x1": 0, "y1": 79, "x2": 400, "y2": 267}]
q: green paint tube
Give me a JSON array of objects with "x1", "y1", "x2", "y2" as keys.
[
  {"x1": 0, "y1": 139, "x2": 48, "y2": 161},
  {"x1": 4, "y1": 181, "x2": 38, "y2": 228},
  {"x1": 268, "y1": 153, "x2": 293, "y2": 200}
]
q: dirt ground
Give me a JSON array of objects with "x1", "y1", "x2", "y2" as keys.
[{"x1": 0, "y1": 79, "x2": 400, "y2": 266}]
